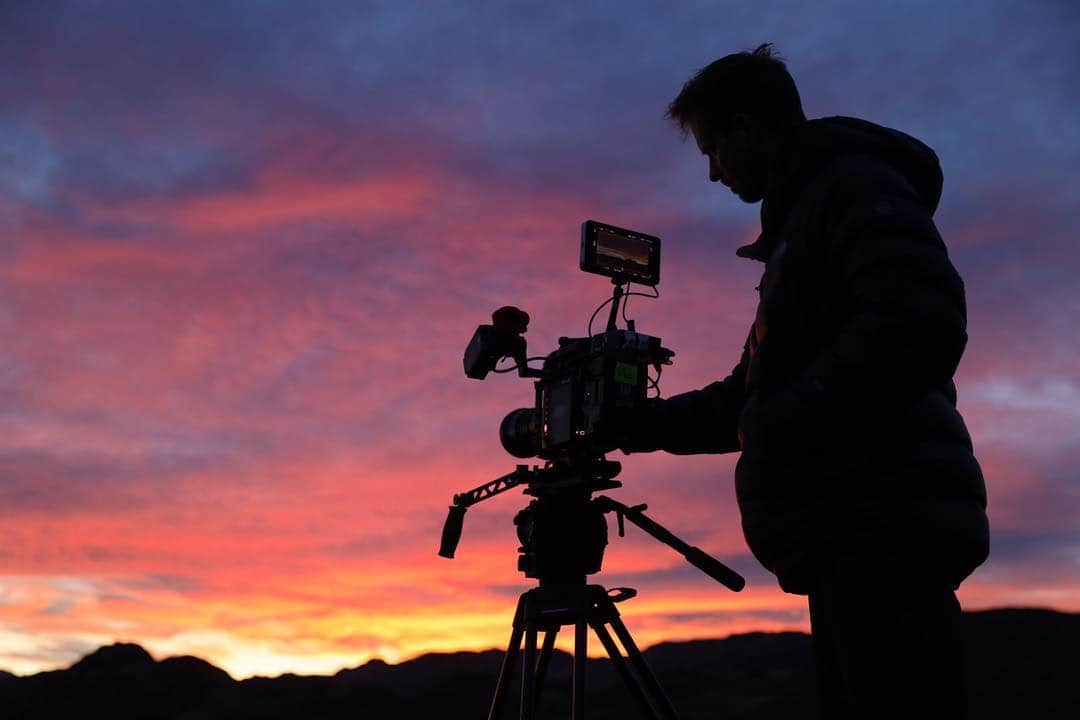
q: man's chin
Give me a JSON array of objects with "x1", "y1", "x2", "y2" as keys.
[{"x1": 734, "y1": 187, "x2": 764, "y2": 204}]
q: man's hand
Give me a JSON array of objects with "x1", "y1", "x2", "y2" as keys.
[{"x1": 612, "y1": 400, "x2": 665, "y2": 455}]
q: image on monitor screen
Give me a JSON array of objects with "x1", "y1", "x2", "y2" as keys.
[{"x1": 596, "y1": 229, "x2": 650, "y2": 270}]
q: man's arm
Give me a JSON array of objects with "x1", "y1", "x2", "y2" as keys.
[
  {"x1": 740, "y1": 155, "x2": 968, "y2": 454},
  {"x1": 620, "y1": 339, "x2": 750, "y2": 455}
]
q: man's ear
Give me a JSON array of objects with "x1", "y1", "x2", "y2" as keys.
[{"x1": 729, "y1": 112, "x2": 761, "y2": 145}]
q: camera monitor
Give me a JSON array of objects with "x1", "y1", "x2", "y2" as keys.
[{"x1": 580, "y1": 220, "x2": 661, "y2": 286}]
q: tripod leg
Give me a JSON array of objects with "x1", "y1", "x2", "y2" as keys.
[
  {"x1": 521, "y1": 625, "x2": 538, "y2": 720},
  {"x1": 573, "y1": 620, "x2": 587, "y2": 720},
  {"x1": 488, "y1": 599, "x2": 526, "y2": 720},
  {"x1": 608, "y1": 614, "x2": 679, "y2": 720},
  {"x1": 590, "y1": 619, "x2": 662, "y2": 720},
  {"x1": 533, "y1": 628, "x2": 559, "y2": 712}
]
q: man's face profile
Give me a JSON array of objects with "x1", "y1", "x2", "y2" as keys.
[{"x1": 690, "y1": 114, "x2": 768, "y2": 204}]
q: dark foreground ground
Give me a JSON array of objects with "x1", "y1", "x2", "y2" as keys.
[{"x1": 1, "y1": 608, "x2": 1076, "y2": 719}]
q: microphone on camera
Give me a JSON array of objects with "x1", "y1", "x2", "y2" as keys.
[{"x1": 492, "y1": 306, "x2": 529, "y2": 335}]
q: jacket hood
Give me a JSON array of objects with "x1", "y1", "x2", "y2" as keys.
[{"x1": 738, "y1": 116, "x2": 943, "y2": 261}]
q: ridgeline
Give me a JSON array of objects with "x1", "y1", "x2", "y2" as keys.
[{"x1": 1, "y1": 609, "x2": 1076, "y2": 719}]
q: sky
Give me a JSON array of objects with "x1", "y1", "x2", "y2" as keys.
[{"x1": 2, "y1": 0, "x2": 1078, "y2": 678}]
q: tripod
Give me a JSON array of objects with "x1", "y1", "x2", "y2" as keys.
[
  {"x1": 488, "y1": 582, "x2": 677, "y2": 720},
  {"x1": 440, "y1": 458, "x2": 745, "y2": 719}
]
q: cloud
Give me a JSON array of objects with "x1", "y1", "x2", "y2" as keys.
[
  {"x1": 86, "y1": 172, "x2": 439, "y2": 233},
  {"x1": 971, "y1": 377, "x2": 1080, "y2": 419}
]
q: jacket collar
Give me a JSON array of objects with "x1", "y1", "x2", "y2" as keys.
[{"x1": 737, "y1": 116, "x2": 944, "y2": 264}]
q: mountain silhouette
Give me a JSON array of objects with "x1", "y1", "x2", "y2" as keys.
[
  {"x1": 67, "y1": 642, "x2": 155, "y2": 675},
  {"x1": 1, "y1": 608, "x2": 1076, "y2": 719}
]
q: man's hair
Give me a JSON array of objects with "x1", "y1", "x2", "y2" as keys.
[{"x1": 667, "y1": 43, "x2": 806, "y2": 137}]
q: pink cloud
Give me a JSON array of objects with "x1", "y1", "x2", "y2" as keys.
[{"x1": 86, "y1": 173, "x2": 439, "y2": 232}]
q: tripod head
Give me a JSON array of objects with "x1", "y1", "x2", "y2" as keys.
[{"x1": 438, "y1": 455, "x2": 745, "y2": 592}]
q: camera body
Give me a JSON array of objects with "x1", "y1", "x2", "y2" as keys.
[
  {"x1": 466, "y1": 220, "x2": 673, "y2": 462},
  {"x1": 500, "y1": 328, "x2": 671, "y2": 460}
]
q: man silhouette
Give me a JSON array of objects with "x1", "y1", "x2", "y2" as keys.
[{"x1": 620, "y1": 44, "x2": 989, "y2": 718}]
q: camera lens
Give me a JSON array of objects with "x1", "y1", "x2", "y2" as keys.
[{"x1": 500, "y1": 408, "x2": 540, "y2": 458}]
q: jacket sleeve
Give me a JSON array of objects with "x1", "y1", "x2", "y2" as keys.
[
  {"x1": 622, "y1": 336, "x2": 750, "y2": 455},
  {"x1": 741, "y1": 155, "x2": 968, "y2": 454}
]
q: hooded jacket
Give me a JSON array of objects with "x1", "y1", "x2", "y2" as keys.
[{"x1": 630, "y1": 117, "x2": 989, "y2": 594}]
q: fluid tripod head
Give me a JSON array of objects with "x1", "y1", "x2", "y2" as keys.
[{"x1": 438, "y1": 455, "x2": 744, "y2": 592}]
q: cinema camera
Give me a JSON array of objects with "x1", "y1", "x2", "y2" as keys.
[
  {"x1": 438, "y1": 221, "x2": 744, "y2": 720},
  {"x1": 465, "y1": 220, "x2": 672, "y2": 461}
]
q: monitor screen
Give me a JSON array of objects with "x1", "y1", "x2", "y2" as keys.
[{"x1": 580, "y1": 220, "x2": 661, "y2": 285}]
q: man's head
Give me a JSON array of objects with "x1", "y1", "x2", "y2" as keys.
[{"x1": 668, "y1": 44, "x2": 806, "y2": 203}]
